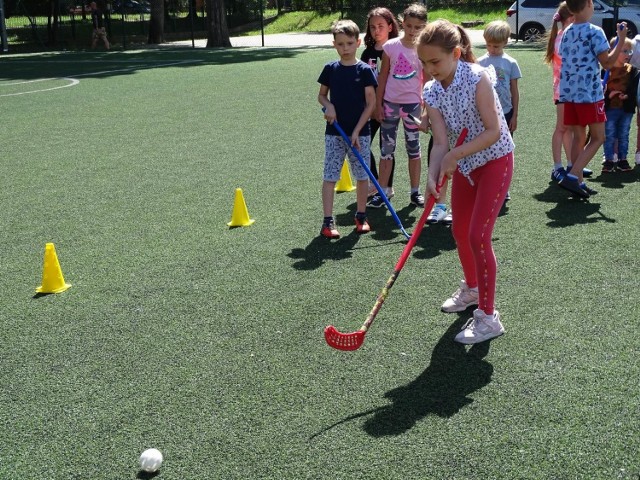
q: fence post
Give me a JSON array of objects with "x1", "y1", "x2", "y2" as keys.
[
  {"x1": 0, "y1": 0, "x2": 7, "y2": 52},
  {"x1": 121, "y1": 12, "x2": 127, "y2": 49},
  {"x1": 260, "y1": 0, "x2": 264, "y2": 46}
]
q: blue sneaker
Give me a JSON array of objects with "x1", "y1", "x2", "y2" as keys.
[
  {"x1": 580, "y1": 182, "x2": 598, "y2": 195},
  {"x1": 567, "y1": 165, "x2": 593, "y2": 178},
  {"x1": 551, "y1": 167, "x2": 566, "y2": 181},
  {"x1": 558, "y1": 174, "x2": 589, "y2": 198}
]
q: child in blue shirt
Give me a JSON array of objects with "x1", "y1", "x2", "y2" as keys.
[
  {"x1": 477, "y1": 21, "x2": 521, "y2": 133},
  {"x1": 557, "y1": 0, "x2": 627, "y2": 198},
  {"x1": 318, "y1": 20, "x2": 377, "y2": 239}
]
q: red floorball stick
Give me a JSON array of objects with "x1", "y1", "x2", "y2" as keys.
[{"x1": 324, "y1": 128, "x2": 469, "y2": 351}]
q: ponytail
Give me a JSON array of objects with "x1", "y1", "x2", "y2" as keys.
[
  {"x1": 456, "y1": 24, "x2": 476, "y2": 63},
  {"x1": 544, "y1": 2, "x2": 572, "y2": 65},
  {"x1": 544, "y1": 15, "x2": 561, "y2": 64}
]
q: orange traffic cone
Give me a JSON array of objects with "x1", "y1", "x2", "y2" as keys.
[
  {"x1": 227, "y1": 188, "x2": 255, "y2": 227},
  {"x1": 36, "y1": 243, "x2": 71, "y2": 294},
  {"x1": 335, "y1": 160, "x2": 356, "y2": 192}
]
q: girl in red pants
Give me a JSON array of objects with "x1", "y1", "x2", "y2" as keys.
[{"x1": 417, "y1": 20, "x2": 515, "y2": 344}]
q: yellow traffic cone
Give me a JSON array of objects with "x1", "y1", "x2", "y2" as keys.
[
  {"x1": 227, "y1": 188, "x2": 255, "y2": 227},
  {"x1": 335, "y1": 160, "x2": 356, "y2": 192},
  {"x1": 36, "y1": 243, "x2": 71, "y2": 294}
]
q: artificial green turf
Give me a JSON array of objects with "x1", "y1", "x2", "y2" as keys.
[{"x1": 1, "y1": 44, "x2": 639, "y2": 479}]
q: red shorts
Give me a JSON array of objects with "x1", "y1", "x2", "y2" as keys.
[{"x1": 564, "y1": 100, "x2": 606, "y2": 126}]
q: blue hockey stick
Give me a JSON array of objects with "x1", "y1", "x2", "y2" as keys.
[{"x1": 322, "y1": 109, "x2": 411, "y2": 239}]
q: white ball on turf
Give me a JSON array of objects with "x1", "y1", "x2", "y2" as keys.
[{"x1": 139, "y1": 448, "x2": 163, "y2": 472}]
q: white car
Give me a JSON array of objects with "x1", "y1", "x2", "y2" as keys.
[{"x1": 506, "y1": 0, "x2": 640, "y2": 40}]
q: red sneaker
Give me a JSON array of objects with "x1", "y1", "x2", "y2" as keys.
[
  {"x1": 321, "y1": 222, "x2": 340, "y2": 239},
  {"x1": 355, "y1": 216, "x2": 371, "y2": 234}
]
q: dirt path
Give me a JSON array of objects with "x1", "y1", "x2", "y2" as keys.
[{"x1": 168, "y1": 30, "x2": 488, "y2": 48}]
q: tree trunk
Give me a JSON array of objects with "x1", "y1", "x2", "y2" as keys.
[
  {"x1": 47, "y1": 0, "x2": 58, "y2": 46},
  {"x1": 148, "y1": 0, "x2": 164, "y2": 44},
  {"x1": 206, "y1": 0, "x2": 231, "y2": 47}
]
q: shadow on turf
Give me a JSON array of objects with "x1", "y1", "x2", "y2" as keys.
[
  {"x1": 310, "y1": 312, "x2": 495, "y2": 439},
  {"x1": 0, "y1": 48, "x2": 313, "y2": 82},
  {"x1": 136, "y1": 470, "x2": 160, "y2": 479},
  {"x1": 533, "y1": 183, "x2": 616, "y2": 227},
  {"x1": 590, "y1": 168, "x2": 640, "y2": 189},
  {"x1": 287, "y1": 202, "x2": 419, "y2": 270},
  {"x1": 288, "y1": 199, "x2": 511, "y2": 269},
  {"x1": 362, "y1": 315, "x2": 494, "y2": 437},
  {"x1": 360, "y1": 202, "x2": 418, "y2": 242},
  {"x1": 288, "y1": 232, "x2": 361, "y2": 269}
]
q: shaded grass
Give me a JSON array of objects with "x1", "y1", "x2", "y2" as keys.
[
  {"x1": 240, "y1": 7, "x2": 507, "y2": 36},
  {"x1": 0, "y1": 44, "x2": 639, "y2": 479}
]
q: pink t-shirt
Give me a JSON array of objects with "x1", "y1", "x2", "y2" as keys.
[
  {"x1": 553, "y1": 29, "x2": 564, "y2": 101},
  {"x1": 382, "y1": 37, "x2": 423, "y2": 104}
]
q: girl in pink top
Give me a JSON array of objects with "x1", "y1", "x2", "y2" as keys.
[
  {"x1": 544, "y1": 2, "x2": 574, "y2": 180},
  {"x1": 369, "y1": 3, "x2": 428, "y2": 210}
]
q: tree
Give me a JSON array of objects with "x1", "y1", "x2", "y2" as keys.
[
  {"x1": 46, "y1": 0, "x2": 59, "y2": 46},
  {"x1": 148, "y1": 0, "x2": 164, "y2": 44},
  {"x1": 206, "y1": 0, "x2": 231, "y2": 47}
]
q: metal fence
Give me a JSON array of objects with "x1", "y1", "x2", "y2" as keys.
[
  {"x1": 2, "y1": 8, "x2": 209, "y2": 51},
  {"x1": 283, "y1": 0, "x2": 500, "y2": 10},
  {"x1": 1, "y1": 0, "x2": 502, "y2": 52}
]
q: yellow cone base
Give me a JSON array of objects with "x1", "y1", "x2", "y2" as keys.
[
  {"x1": 335, "y1": 161, "x2": 356, "y2": 192},
  {"x1": 227, "y1": 188, "x2": 255, "y2": 227},
  {"x1": 36, "y1": 283, "x2": 71, "y2": 294},
  {"x1": 36, "y1": 243, "x2": 71, "y2": 294}
]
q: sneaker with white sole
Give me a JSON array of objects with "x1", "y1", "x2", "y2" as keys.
[
  {"x1": 442, "y1": 211, "x2": 453, "y2": 225},
  {"x1": 454, "y1": 308, "x2": 505, "y2": 344},
  {"x1": 441, "y1": 280, "x2": 479, "y2": 313},
  {"x1": 617, "y1": 159, "x2": 633, "y2": 172},
  {"x1": 367, "y1": 194, "x2": 385, "y2": 208},
  {"x1": 551, "y1": 167, "x2": 567, "y2": 181},
  {"x1": 426, "y1": 205, "x2": 447, "y2": 224},
  {"x1": 410, "y1": 191, "x2": 425, "y2": 208}
]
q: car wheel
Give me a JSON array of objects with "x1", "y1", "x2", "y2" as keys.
[{"x1": 519, "y1": 23, "x2": 545, "y2": 42}]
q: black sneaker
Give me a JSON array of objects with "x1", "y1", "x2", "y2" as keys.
[
  {"x1": 410, "y1": 191, "x2": 425, "y2": 208},
  {"x1": 558, "y1": 175, "x2": 589, "y2": 198},
  {"x1": 602, "y1": 161, "x2": 616, "y2": 173},
  {"x1": 367, "y1": 194, "x2": 385, "y2": 208},
  {"x1": 617, "y1": 159, "x2": 633, "y2": 172}
]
